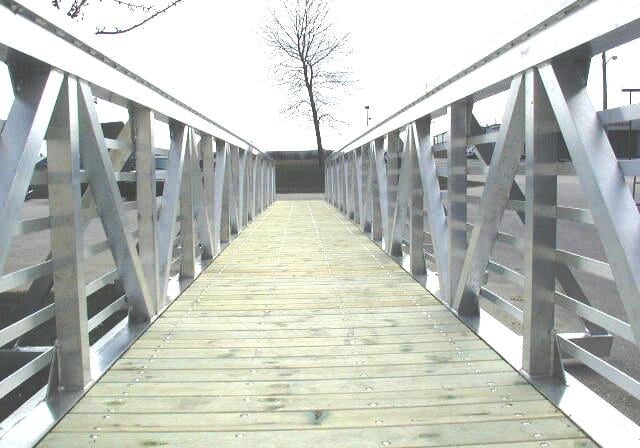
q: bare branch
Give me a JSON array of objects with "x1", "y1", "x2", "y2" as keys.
[
  {"x1": 51, "y1": 0, "x2": 184, "y2": 35},
  {"x1": 96, "y1": 0, "x2": 184, "y2": 34}
]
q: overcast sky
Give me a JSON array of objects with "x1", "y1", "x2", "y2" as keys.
[{"x1": 3, "y1": 0, "x2": 640, "y2": 152}]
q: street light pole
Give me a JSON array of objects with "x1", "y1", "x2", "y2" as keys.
[
  {"x1": 602, "y1": 51, "x2": 617, "y2": 110},
  {"x1": 365, "y1": 105, "x2": 370, "y2": 127}
]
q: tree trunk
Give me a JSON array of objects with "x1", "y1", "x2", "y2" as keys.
[{"x1": 305, "y1": 85, "x2": 324, "y2": 192}]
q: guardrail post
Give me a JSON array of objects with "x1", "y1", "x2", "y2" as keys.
[
  {"x1": 216, "y1": 141, "x2": 231, "y2": 243},
  {"x1": 272, "y1": 161, "x2": 276, "y2": 204},
  {"x1": 180, "y1": 128, "x2": 196, "y2": 279},
  {"x1": 202, "y1": 134, "x2": 216, "y2": 252},
  {"x1": 353, "y1": 149, "x2": 361, "y2": 224},
  {"x1": 446, "y1": 101, "x2": 469, "y2": 307},
  {"x1": 247, "y1": 154, "x2": 255, "y2": 222},
  {"x1": 238, "y1": 149, "x2": 247, "y2": 229},
  {"x1": 257, "y1": 157, "x2": 264, "y2": 214},
  {"x1": 342, "y1": 153, "x2": 349, "y2": 214},
  {"x1": 407, "y1": 126, "x2": 426, "y2": 276},
  {"x1": 385, "y1": 131, "x2": 401, "y2": 253},
  {"x1": 48, "y1": 75, "x2": 91, "y2": 390},
  {"x1": 228, "y1": 146, "x2": 240, "y2": 234},
  {"x1": 360, "y1": 146, "x2": 371, "y2": 232},
  {"x1": 332, "y1": 160, "x2": 336, "y2": 207},
  {"x1": 132, "y1": 105, "x2": 160, "y2": 314},
  {"x1": 523, "y1": 68, "x2": 564, "y2": 378},
  {"x1": 262, "y1": 159, "x2": 269, "y2": 211}
]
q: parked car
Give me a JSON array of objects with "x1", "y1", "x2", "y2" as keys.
[{"x1": 118, "y1": 151, "x2": 169, "y2": 201}]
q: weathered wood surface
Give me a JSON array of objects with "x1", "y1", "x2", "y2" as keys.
[{"x1": 38, "y1": 200, "x2": 593, "y2": 447}]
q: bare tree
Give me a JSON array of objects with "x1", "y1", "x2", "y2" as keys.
[
  {"x1": 264, "y1": 0, "x2": 351, "y2": 182},
  {"x1": 51, "y1": 0, "x2": 184, "y2": 35}
]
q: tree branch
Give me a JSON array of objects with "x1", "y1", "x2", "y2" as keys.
[{"x1": 95, "y1": 0, "x2": 184, "y2": 34}]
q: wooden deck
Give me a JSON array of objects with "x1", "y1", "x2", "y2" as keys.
[{"x1": 39, "y1": 201, "x2": 594, "y2": 447}]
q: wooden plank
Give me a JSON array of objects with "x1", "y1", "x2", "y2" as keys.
[
  {"x1": 55, "y1": 401, "x2": 565, "y2": 432},
  {"x1": 70, "y1": 384, "x2": 546, "y2": 413},
  {"x1": 39, "y1": 419, "x2": 588, "y2": 447},
  {"x1": 101, "y1": 360, "x2": 514, "y2": 382},
  {"x1": 39, "y1": 200, "x2": 592, "y2": 447}
]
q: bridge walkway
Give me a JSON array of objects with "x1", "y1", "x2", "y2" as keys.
[{"x1": 38, "y1": 201, "x2": 593, "y2": 447}]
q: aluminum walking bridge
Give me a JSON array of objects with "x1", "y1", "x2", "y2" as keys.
[{"x1": 1, "y1": 1, "x2": 640, "y2": 447}]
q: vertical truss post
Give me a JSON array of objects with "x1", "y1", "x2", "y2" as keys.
[
  {"x1": 407, "y1": 127, "x2": 426, "y2": 275},
  {"x1": 256, "y1": 157, "x2": 264, "y2": 214},
  {"x1": 523, "y1": 68, "x2": 564, "y2": 379},
  {"x1": 330, "y1": 160, "x2": 336, "y2": 206},
  {"x1": 340, "y1": 155, "x2": 347, "y2": 213},
  {"x1": 360, "y1": 146, "x2": 371, "y2": 233},
  {"x1": 180, "y1": 129, "x2": 197, "y2": 279},
  {"x1": 340, "y1": 153, "x2": 350, "y2": 217},
  {"x1": 447, "y1": 101, "x2": 469, "y2": 308},
  {"x1": 247, "y1": 154, "x2": 255, "y2": 222},
  {"x1": 354, "y1": 147, "x2": 366, "y2": 227},
  {"x1": 228, "y1": 146, "x2": 240, "y2": 235},
  {"x1": 132, "y1": 104, "x2": 160, "y2": 314},
  {"x1": 325, "y1": 160, "x2": 329, "y2": 202},
  {"x1": 48, "y1": 76, "x2": 91, "y2": 390},
  {"x1": 238, "y1": 149, "x2": 247, "y2": 229},
  {"x1": 344, "y1": 153, "x2": 352, "y2": 217},
  {"x1": 353, "y1": 150, "x2": 361, "y2": 224},
  {"x1": 262, "y1": 158, "x2": 268, "y2": 211},
  {"x1": 202, "y1": 135, "x2": 216, "y2": 253},
  {"x1": 215, "y1": 140, "x2": 231, "y2": 244},
  {"x1": 272, "y1": 161, "x2": 276, "y2": 204},
  {"x1": 329, "y1": 160, "x2": 335, "y2": 206},
  {"x1": 385, "y1": 131, "x2": 401, "y2": 253}
]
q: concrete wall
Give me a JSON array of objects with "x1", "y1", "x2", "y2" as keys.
[{"x1": 270, "y1": 150, "x2": 331, "y2": 193}]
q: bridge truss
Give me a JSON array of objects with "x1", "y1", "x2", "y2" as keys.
[{"x1": 327, "y1": 0, "x2": 640, "y2": 446}]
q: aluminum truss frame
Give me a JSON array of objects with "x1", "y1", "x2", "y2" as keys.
[
  {"x1": 0, "y1": 3, "x2": 276, "y2": 447},
  {"x1": 326, "y1": 1, "x2": 640, "y2": 446}
]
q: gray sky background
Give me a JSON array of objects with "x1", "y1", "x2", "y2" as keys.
[{"x1": 3, "y1": 0, "x2": 640, "y2": 151}]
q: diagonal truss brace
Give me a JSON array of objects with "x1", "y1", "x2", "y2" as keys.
[
  {"x1": 77, "y1": 80, "x2": 153, "y2": 321},
  {"x1": 0, "y1": 59, "x2": 63, "y2": 275},
  {"x1": 540, "y1": 59, "x2": 640, "y2": 345},
  {"x1": 412, "y1": 116, "x2": 449, "y2": 301},
  {"x1": 453, "y1": 74, "x2": 525, "y2": 315},
  {"x1": 157, "y1": 119, "x2": 187, "y2": 302}
]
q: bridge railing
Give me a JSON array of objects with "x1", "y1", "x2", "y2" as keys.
[
  {"x1": 0, "y1": 1, "x2": 274, "y2": 445},
  {"x1": 326, "y1": 1, "x2": 640, "y2": 445}
]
